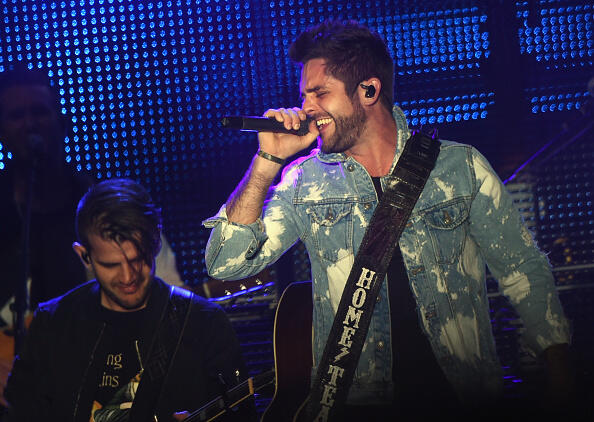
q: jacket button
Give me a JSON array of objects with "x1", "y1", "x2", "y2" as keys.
[
  {"x1": 377, "y1": 341, "x2": 384, "y2": 350},
  {"x1": 364, "y1": 203, "x2": 372, "y2": 210},
  {"x1": 442, "y1": 210, "x2": 453, "y2": 225},
  {"x1": 346, "y1": 164, "x2": 355, "y2": 172}
]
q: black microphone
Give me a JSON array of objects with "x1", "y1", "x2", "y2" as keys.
[{"x1": 220, "y1": 116, "x2": 313, "y2": 136}]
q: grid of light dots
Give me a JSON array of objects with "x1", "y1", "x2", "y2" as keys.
[
  {"x1": 377, "y1": 7, "x2": 490, "y2": 74},
  {"x1": 516, "y1": 1, "x2": 592, "y2": 62},
  {"x1": 0, "y1": 0, "x2": 254, "y2": 176},
  {"x1": 376, "y1": 7, "x2": 492, "y2": 126},
  {"x1": 527, "y1": 88, "x2": 590, "y2": 113},
  {"x1": 516, "y1": 1, "x2": 592, "y2": 114},
  {"x1": 400, "y1": 92, "x2": 495, "y2": 127}
]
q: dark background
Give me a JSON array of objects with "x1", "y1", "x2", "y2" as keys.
[{"x1": 1, "y1": 0, "x2": 592, "y2": 414}]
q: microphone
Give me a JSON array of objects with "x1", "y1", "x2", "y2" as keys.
[{"x1": 220, "y1": 116, "x2": 313, "y2": 136}]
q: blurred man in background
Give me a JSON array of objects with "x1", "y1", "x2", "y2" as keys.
[{"x1": 3, "y1": 178, "x2": 252, "y2": 421}]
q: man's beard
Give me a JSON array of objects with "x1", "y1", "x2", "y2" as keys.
[{"x1": 320, "y1": 96, "x2": 366, "y2": 154}]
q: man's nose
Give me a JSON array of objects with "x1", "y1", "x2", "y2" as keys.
[
  {"x1": 121, "y1": 262, "x2": 134, "y2": 283},
  {"x1": 302, "y1": 96, "x2": 317, "y2": 115}
]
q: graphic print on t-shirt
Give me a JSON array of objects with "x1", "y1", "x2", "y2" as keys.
[
  {"x1": 90, "y1": 370, "x2": 142, "y2": 422},
  {"x1": 90, "y1": 307, "x2": 147, "y2": 422}
]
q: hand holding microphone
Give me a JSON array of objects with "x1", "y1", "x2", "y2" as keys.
[
  {"x1": 220, "y1": 107, "x2": 318, "y2": 164},
  {"x1": 220, "y1": 115, "x2": 314, "y2": 136}
]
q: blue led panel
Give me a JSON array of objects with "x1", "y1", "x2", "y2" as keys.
[
  {"x1": 371, "y1": 5, "x2": 492, "y2": 125},
  {"x1": 400, "y1": 92, "x2": 494, "y2": 126},
  {"x1": 528, "y1": 88, "x2": 590, "y2": 113},
  {"x1": 0, "y1": 0, "x2": 259, "y2": 182},
  {"x1": 516, "y1": 1, "x2": 592, "y2": 114},
  {"x1": 516, "y1": 1, "x2": 592, "y2": 64},
  {"x1": 380, "y1": 7, "x2": 490, "y2": 75}
]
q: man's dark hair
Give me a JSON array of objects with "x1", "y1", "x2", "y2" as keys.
[
  {"x1": 0, "y1": 63, "x2": 63, "y2": 118},
  {"x1": 76, "y1": 178, "x2": 162, "y2": 266},
  {"x1": 289, "y1": 20, "x2": 395, "y2": 112}
]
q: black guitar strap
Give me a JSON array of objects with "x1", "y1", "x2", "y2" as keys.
[
  {"x1": 303, "y1": 131, "x2": 440, "y2": 422},
  {"x1": 129, "y1": 285, "x2": 193, "y2": 422}
]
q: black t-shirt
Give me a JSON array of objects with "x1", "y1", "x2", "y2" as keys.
[
  {"x1": 371, "y1": 177, "x2": 457, "y2": 408},
  {"x1": 91, "y1": 306, "x2": 148, "y2": 419}
]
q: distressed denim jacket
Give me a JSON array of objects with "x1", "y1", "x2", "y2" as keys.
[{"x1": 203, "y1": 106, "x2": 570, "y2": 406}]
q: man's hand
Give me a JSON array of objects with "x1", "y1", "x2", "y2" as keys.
[
  {"x1": 258, "y1": 107, "x2": 318, "y2": 160},
  {"x1": 226, "y1": 107, "x2": 317, "y2": 225}
]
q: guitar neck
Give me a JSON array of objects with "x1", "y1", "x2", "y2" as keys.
[{"x1": 186, "y1": 369, "x2": 274, "y2": 422}]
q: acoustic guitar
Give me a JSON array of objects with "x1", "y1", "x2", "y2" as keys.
[
  {"x1": 261, "y1": 281, "x2": 313, "y2": 422},
  {"x1": 183, "y1": 280, "x2": 314, "y2": 422}
]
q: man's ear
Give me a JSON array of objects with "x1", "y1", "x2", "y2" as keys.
[
  {"x1": 73, "y1": 242, "x2": 91, "y2": 267},
  {"x1": 358, "y1": 78, "x2": 381, "y2": 105}
]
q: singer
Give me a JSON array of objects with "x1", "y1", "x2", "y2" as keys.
[{"x1": 203, "y1": 19, "x2": 573, "y2": 421}]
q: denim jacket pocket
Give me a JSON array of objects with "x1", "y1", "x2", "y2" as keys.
[
  {"x1": 305, "y1": 202, "x2": 353, "y2": 263},
  {"x1": 422, "y1": 199, "x2": 469, "y2": 264}
]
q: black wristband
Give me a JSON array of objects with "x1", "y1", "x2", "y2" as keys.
[{"x1": 257, "y1": 150, "x2": 285, "y2": 165}]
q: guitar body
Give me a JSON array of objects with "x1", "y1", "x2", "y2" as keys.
[
  {"x1": 181, "y1": 281, "x2": 313, "y2": 422},
  {"x1": 261, "y1": 281, "x2": 313, "y2": 422}
]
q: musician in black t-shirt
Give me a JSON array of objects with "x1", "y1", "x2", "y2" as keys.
[
  {"x1": 0, "y1": 66, "x2": 185, "y2": 412},
  {"x1": 4, "y1": 178, "x2": 255, "y2": 421}
]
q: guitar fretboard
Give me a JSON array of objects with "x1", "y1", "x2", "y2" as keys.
[{"x1": 186, "y1": 369, "x2": 275, "y2": 422}]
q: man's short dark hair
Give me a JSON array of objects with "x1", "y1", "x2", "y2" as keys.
[
  {"x1": 289, "y1": 20, "x2": 395, "y2": 112},
  {"x1": 0, "y1": 63, "x2": 63, "y2": 118},
  {"x1": 76, "y1": 178, "x2": 162, "y2": 265}
]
